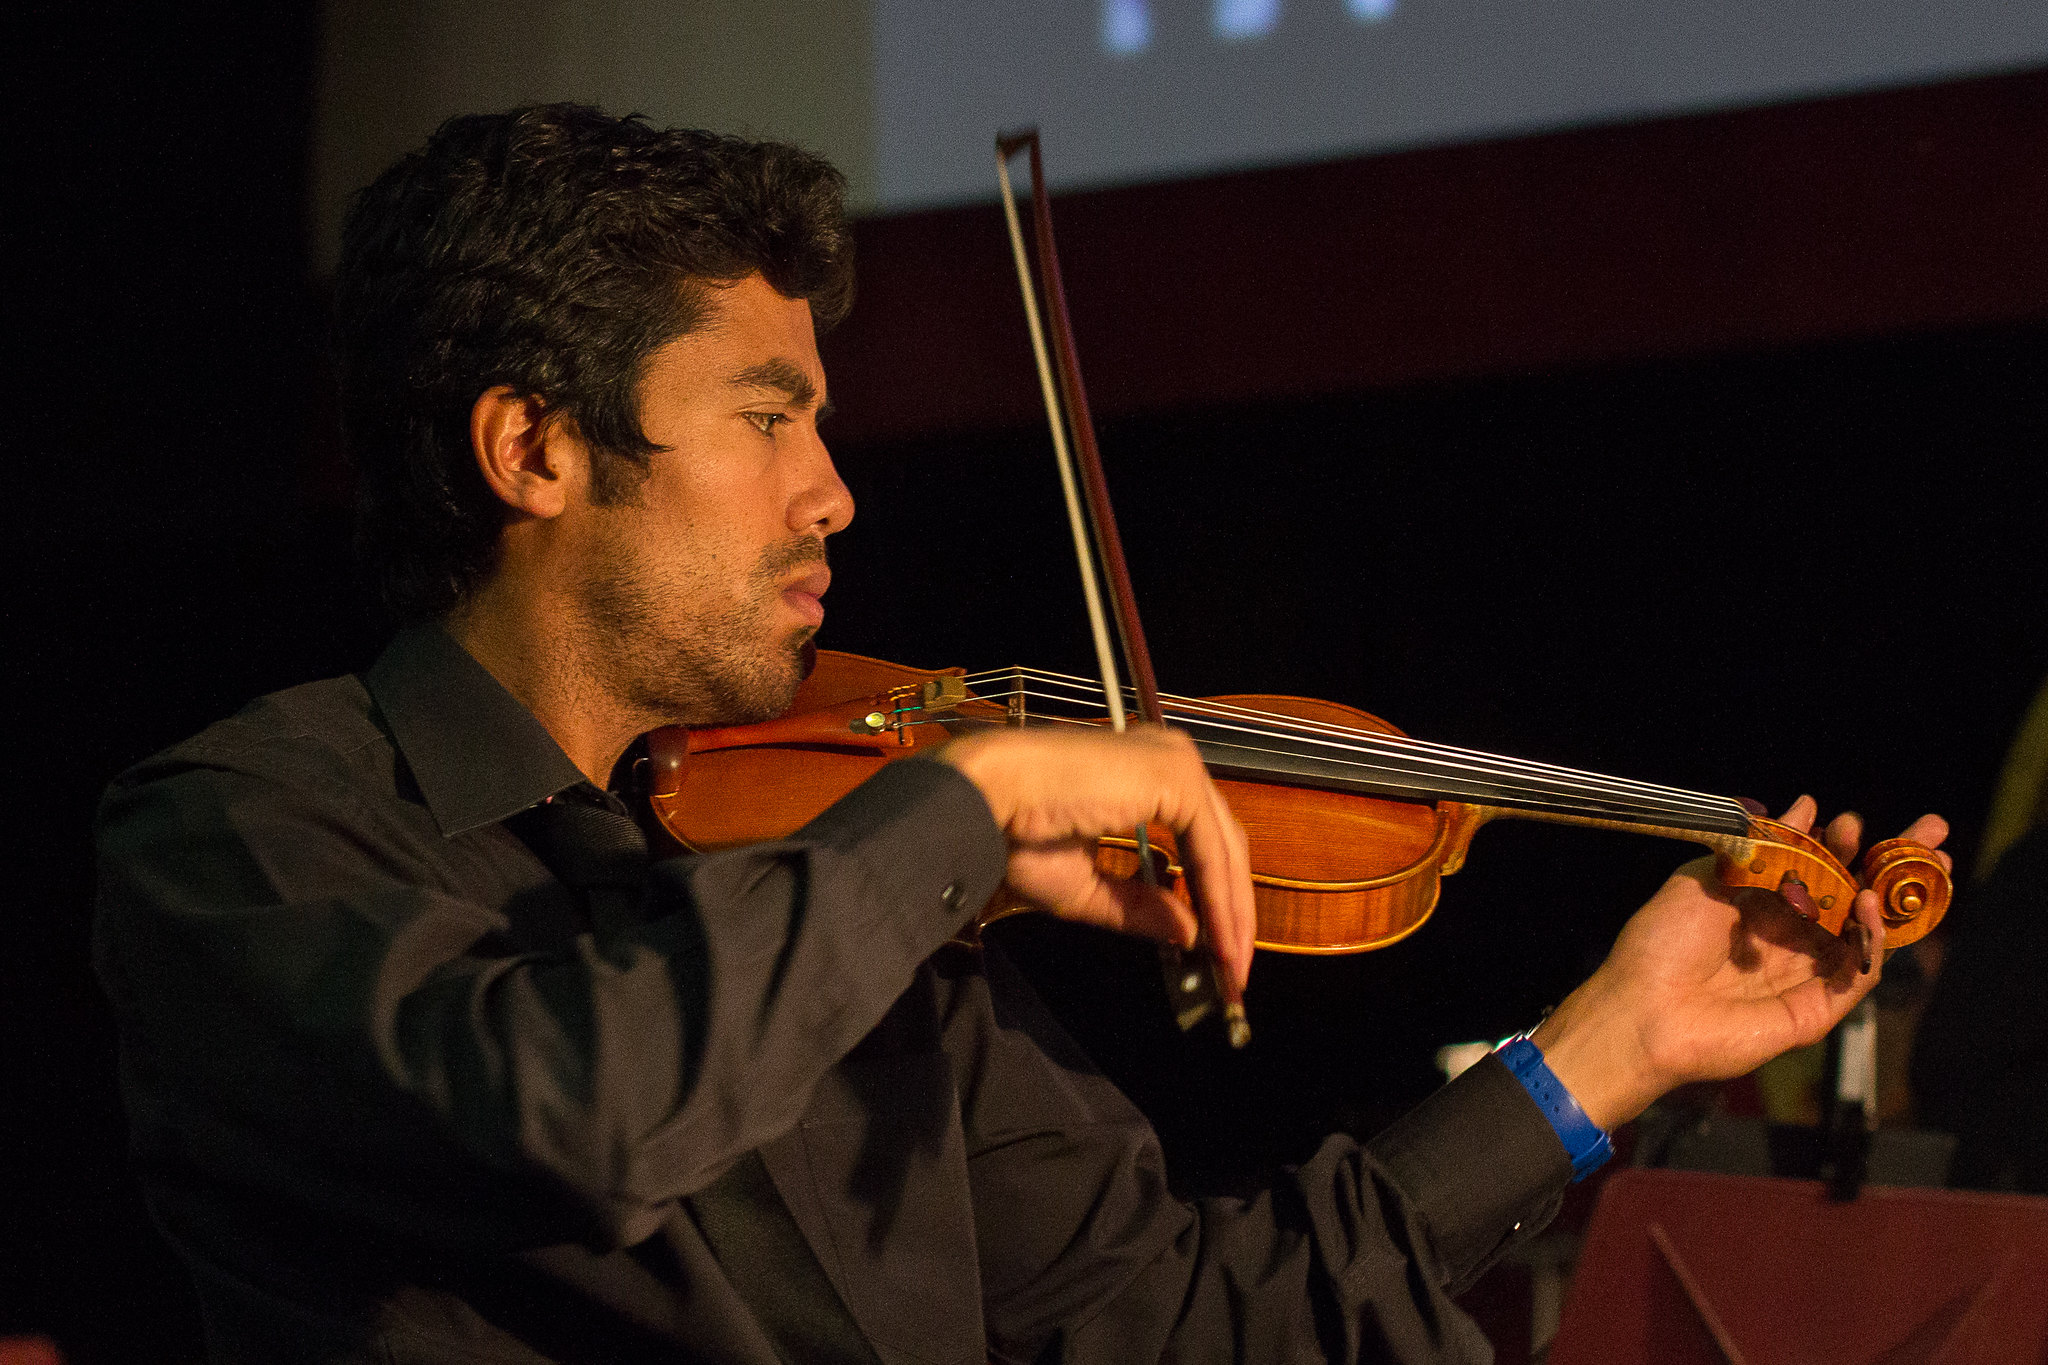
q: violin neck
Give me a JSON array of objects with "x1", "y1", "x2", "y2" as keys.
[
  {"x1": 939, "y1": 667, "x2": 1755, "y2": 840},
  {"x1": 1170, "y1": 709, "x2": 1751, "y2": 837}
]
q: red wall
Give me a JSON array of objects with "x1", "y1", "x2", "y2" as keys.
[{"x1": 823, "y1": 65, "x2": 2048, "y2": 447}]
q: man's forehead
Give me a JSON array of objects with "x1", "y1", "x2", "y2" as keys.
[
  {"x1": 647, "y1": 278, "x2": 827, "y2": 402},
  {"x1": 694, "y1": 274, "x2": 817, "y2": 343}
]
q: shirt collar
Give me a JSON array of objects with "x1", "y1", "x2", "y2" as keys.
[{"x1": 364, "y1": 622, "x2": 591, "y2": 837}]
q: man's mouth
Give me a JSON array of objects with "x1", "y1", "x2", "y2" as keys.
[{"x1": 780, "y1": 567, "x2": 830, "y2": 628}]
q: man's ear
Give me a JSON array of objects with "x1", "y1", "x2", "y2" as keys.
[{"x1": 470, "y1": 386, "x2": 583, "y2": 518}]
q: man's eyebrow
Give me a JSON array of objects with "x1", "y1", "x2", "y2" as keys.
[{"x1": 728, "y1": 358, "x2": 819, "y2": 408}]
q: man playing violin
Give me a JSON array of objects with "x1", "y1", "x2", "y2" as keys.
[{"x1": 95, "y1": 105, "x2": 1946, "y2": 1364}]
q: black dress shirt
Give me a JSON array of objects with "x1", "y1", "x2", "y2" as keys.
[{"x1": 94, "y1": 624, "x2": 1572, "y2": 1363}]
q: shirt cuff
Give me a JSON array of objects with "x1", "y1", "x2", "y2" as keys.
[
  {"x1": 1496, "y1": 1035, "x2": 1614, "y2": 1181},
  {"x1": 797, "y1": 755, "x2": 1010, "y2": 943},
  {"x1": 1367, "y1": 1052, "x2": 1574, "y2": 1290}
]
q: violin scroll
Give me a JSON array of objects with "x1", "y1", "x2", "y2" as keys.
[
  {"x1": 1710, "y1": 815, "x2": 1949, "y2": 952},
  {"x1": 1858, "y1": 836, "x2": 1952, "y2": 945}
]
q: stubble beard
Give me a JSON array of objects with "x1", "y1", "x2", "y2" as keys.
[{"x1": 575, "y1": 532, "x2": 825, "y2": 729}]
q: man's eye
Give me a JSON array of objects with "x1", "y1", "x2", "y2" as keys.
[{"x1": 744, "y1": 412, "x2": 787, "y2": 435}]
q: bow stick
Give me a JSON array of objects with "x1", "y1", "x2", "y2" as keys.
[{"x1": 996, "y1": 129, "x2": 1251, "y2": 1049}]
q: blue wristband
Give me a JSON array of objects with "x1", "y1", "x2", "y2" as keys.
[{"x1": 1497, "y1": 1035, "x2": 1613, "y2": 1182}]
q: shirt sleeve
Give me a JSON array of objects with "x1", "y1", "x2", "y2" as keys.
[
  {"x1": 93, "y1": 752, "x2": 1008, "y2": 1257},
  {"x1": 949, "y1": 945, "x2": 1570, "y2": 1365}
]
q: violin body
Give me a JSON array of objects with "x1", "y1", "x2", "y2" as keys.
[{"x1": 646, "y1": 650, "x2": 1951, "y2": 955}]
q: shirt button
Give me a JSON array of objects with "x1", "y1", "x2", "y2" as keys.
[
  {"x1": 1512, "y1": 1221, "x2": 1522, "y2": 1233},
  {"x1": 941, "y1": 882, "x2": 963, "y2": 911}
]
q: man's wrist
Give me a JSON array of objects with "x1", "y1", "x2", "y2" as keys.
[
  {"x1": 1526, "y1": 981, "x2": 1662, "y2": 1131},
  {"x1": 931, "y1": 733, "x2": 1013, "y2": 829}
]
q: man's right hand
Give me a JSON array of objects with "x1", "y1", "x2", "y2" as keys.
[{"x1": 936, "y1": 726, "x2": 1256, "y2": 991}]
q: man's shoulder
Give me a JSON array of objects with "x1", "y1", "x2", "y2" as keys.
[{"x1": 107, "y1": 671, "x2": 395, "y2": 807}]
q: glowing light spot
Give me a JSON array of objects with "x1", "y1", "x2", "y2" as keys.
[
  {"x1": 1436, "y1": 1042, "x2": 1494, "y2": 1080},
  {"x1": 1213, "y1": 0, "x2": 1281, "y2": 41},
  {"x1": 1102, "y1": 0, "x2": 1152, "y2": 55},
  {"x1": 1346, "y1": 0, "x2": 1397, "y2": 20}
]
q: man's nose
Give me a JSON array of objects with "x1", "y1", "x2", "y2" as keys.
[{"x1": 790, "y1": 435, "x2": 854, "y2": 536}]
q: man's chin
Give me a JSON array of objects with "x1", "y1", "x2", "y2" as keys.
[
  {"x1": 722, "y1": 629, "x2": 814, "y2": 724},
  {"x1": 654, "y1": 626, "x2": 819, "y2": 729},
  {"x1": 766, "y1": 628, "x2": 817, "y2": 712}
]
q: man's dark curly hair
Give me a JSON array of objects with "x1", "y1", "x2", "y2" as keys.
[{"x1": 333, "y1": 103, "x2": 854, "y2": 621}]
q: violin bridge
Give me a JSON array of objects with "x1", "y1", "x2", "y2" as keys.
[{"x1": 920, "y1": 676, "x2": 969, "y2": 711}]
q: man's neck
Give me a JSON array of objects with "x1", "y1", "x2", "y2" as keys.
[{"x1": 442, "y1": 588, "x2": 645, "y2": 789}]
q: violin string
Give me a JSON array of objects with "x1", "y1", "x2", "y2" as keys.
[
  {"x1": 950, "y1": 666, "x2": 1697, "y2": 802},
  {"x1": 951, "y1": 664, "x2": 1709, "y2": 810},
  {"x1": 1169, "y1": 703, "x2": 1732, "y2": 812},
  {"x1": 940, "y1": 694, "x2": 1727, "y2": 827},
  {"x1": 925, "y1": 683, "x2": 1709, "y2": 822},
  {"x1": 1160, "y1": 700, "x2": 1739, "y2": 820},
  {"x1": 956, "y1": 664, "x2": 1737, "y2": 809},
  {"x1": 941, "y1": 688, "x2": 1694, "y2": 813},
  {"x1": 948, "y1": 668, "x2": 1744, "y2": 824}
]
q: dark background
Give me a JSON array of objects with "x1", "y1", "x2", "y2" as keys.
[{"x1": 11, "y1": 6, "x2": 2047, "y2": 1360}]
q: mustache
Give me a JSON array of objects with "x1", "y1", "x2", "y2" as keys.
[{"x1": 756, "y1": 536, "x2": 828, "y2": 582}]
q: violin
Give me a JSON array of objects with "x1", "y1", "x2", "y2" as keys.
[
  {"x1": 649, "y1": 128, "x2": 1950, "y2": 1041},
  {"x1": 643, "y1": 648, "x2": 1951, "y2": 956}
]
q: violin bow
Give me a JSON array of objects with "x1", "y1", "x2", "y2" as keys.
[{"x1": 996, "y1": 129, "x2": 1251, "y2": 1048}]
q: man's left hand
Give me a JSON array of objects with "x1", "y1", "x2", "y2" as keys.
[{"x1": 1531, "y1": 797, "x2": 1951, "y2": 1131}]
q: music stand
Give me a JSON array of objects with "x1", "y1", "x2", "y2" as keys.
[{"x1": 1547, "y1": 1168, "x2": 2048, "y2": 1364}]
